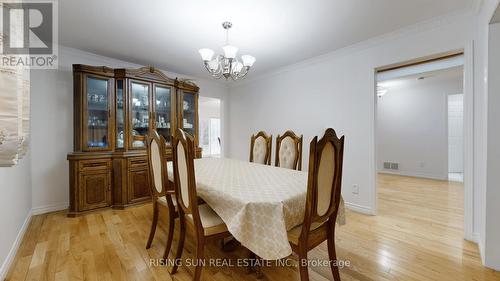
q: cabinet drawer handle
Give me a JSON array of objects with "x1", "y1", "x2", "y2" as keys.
[{"x1": 83, "y1": 163, "x2": 106, "y2": 168}]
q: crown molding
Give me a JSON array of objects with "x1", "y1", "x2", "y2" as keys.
[
  {"x1": 57, "y1": 45, "x2": 229, "y2": 88},
  {"x1": 230, "y1": 8, "x2": 475, "y2": 89}
]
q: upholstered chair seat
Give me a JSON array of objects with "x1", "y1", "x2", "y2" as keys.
[
  {"x1": 287, "y1": 221, "x2": 325, "y2": 245},
  {"x1": 186, "y1": 204, "x2": 228, "y2": 235},
  {"x1": 158, "y1": 196, "x2": 177, "y2": 207}
]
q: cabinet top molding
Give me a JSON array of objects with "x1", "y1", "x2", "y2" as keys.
[
  {"x1": 73, "y1": 64, "x2": 115, "y2": 77},
  {"x1": 73, "y1": 64, "x2": 199, "y2": 92}
]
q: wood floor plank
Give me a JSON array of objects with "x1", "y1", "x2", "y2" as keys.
[{"x1": 5, "y1": 174, "x2": 500, "y2": 281}]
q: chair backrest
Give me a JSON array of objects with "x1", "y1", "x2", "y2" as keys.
[
  {"x1": 172, "y1": 129, "x2": 204, "y2": 232},
  {"x1": 275, "y1": 130, "x2": 303, "y2": 170},
  {"x1": 146, "y1": 130, "x2": 169, "y2": 198},
  {"x1": 250, "y1": 131, "x2": 272, "y2": 165},
  {"x1": 301, "y1": 128, "x2": 344, "y2": 234}
]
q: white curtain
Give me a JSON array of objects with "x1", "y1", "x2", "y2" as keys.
[
  {"x1": 20, "y1": 70, "x2": 30, "y2": 156},
  {"x1": 0, "y1": 68, "x2": 20, "y2": 166},
  {"x1": 0, "y1": 6, "x2": 30, "y2": 166}
]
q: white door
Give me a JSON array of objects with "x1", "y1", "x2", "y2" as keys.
[{"x1": 448, "y1": 94, "x2": 463, "y2": 173}]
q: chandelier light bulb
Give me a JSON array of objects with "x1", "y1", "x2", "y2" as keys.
[
  {"x1": 199, "y1": 48, "x2": 214, "y2": 61},
  {"x1": 377, "y1": 86, "x2": 387, "y2": 97},
  {"x1": 241, "y1": 55, "x2": 256, "y2": 67},
  {"x1": 222, "y1": 45, "x2": 238, "y2": 60}
]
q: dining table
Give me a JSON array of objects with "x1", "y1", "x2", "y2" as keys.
[{"x1": 166, "y1": 157, "x2": 345, "y2": 261}]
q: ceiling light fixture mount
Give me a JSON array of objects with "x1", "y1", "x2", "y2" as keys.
[
  {"x1": 199, "y1": 21, "x2": 255, "y2": 81},
  {"x1": 377, "y1": 85, "x2": 387, "y2": 98}
]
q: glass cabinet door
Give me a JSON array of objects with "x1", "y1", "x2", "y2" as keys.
[
  {"x1": 154, "y1": 85, "x2": 173, "y2": 145},
  {"x1": 85, "y1": 76, "x2": 110, "y2": 149},
  {"x1": 130, "y1": 81, "x2": 150, "y2": 148},
  {"x1": 181, "y1": 92, "x2": 196, "y2": 137},
  {"x1": 116, "y1": 80, "x2": 125, "y2": 148}
]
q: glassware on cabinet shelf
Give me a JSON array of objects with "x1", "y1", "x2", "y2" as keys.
[
  {"x1": 116, "y1": 80, "x2": 124, "y2": 148},
  {"x1": 182, "y1": 92, "x2": 196, "y2": 136},
  {"x1": 86, "y1": 76, "x2": 109, "y2": 149},
  {"x1": 155, "y1": 86, "x2": 172, "y2": 144},
  {"x1": 130, "y1": 82, "x2": 149, "y2": 147}
]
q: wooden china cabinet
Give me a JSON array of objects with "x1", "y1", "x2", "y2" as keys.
[{"x1": 67, "y1": 65, "x2": 200, "y2": 216}]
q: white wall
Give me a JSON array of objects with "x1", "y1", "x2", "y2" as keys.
[
  {"x1": 377, "y1": 75, "x2": 463, "y2": 180},
  {"x1": 0, "y1": 154, "x2": 32, "y2": 279},
  {"x1": 29, "y1": 46, "x2": 229, "y2": 212},
  {"x1": 485, "y1": 20, "x2": 500, "y2": 271},
  {"x1": 448, "y1": 94, "x2": 464, "y2": 173},
  {"x1": 474, "y1": 0, "x2": 500, "y2": 267},
  {"x1": 227, "y1": 11, "x2": 475, "y2": 215}
]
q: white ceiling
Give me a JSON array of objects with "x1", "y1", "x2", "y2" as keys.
[
  {"x1": 59, "y1": 0, "x2": 473, "y2": 79},
  {"x1": 378, "y1": 66, "x2": 464, "y2": 93}
]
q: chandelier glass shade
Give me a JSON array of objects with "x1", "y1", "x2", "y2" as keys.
[{"x1": 199, "y1": 22, "x2": 255, "y2": 80}]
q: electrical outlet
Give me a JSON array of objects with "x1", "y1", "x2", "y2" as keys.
[{"x1": 352, "y1": 184, "x2": 359, "y2": 194}]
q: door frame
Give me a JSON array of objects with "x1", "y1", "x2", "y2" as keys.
[{"x1": 369, "y1": 43, "x2": 475, "y2": 242}]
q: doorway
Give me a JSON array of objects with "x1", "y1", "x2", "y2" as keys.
[
  {"x1": 199, "y1": 96, "x2": 221, "y2": 158},
  {"x1": 374, "y1": 52, "x2": 473, "y2": 240}
]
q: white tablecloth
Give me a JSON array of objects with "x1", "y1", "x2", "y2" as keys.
[{"x1": 167, "y1": 158, "x2": 345, "y2": 260}]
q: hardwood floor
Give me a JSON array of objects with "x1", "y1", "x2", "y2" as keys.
[{"x1": 6, "y1": 174, "x2": 500, "y2": 281}]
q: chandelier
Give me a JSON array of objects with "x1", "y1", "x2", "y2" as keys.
[{"x1": 199, "y1": 21, "x2": 256, "y2": 80}]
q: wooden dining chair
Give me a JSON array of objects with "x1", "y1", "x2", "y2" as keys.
[
  {"x1": 287, "y1": 128, "x2": 345, "y2": 281},
  {"x1": 170, "y1": 129, "x2": 232, "y2": 281},
  {"x1": 249, "y1": 131, "x2": 272, "y2": 165},
  {"x1": 275, "y1": 130, "x2": 303, "y2": 170},
  {"x1": 145, "y1": 131, "x2": 178, "y2": 261}
]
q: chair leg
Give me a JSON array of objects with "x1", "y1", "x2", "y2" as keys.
[
  {"x1": 298, "y1": 249, "x2": 309, "y2": 281},
  {"x1": 193, "y1": 237, "x2": 205, "y2": 281},
  {"x1": 146, "y1": 201, "x2": 159, "y2": 249},
  {"x1": 162, "y1": 207, "x2": 176, "y2": 260},
  {"x1": 254, "y1": 254, "x2": 264, "y2": 279},
  {"x1": 170, "y1": 216, "x2": 186, "y2": 275},
  {"x1": 327, "y1": 229, "x2": 341, "y2": 281}
]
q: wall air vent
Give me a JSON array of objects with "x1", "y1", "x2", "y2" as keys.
[{"x1": 384, "y1": 162, "x2": 399, "y2": 170}]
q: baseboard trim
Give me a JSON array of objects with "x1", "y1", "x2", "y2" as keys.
[
  {"x1": 466, "y1": 232, "x2": 480, "y2": 244},
  {"x1": 344, "y1": 202, "x2": 375, "y2": 215},
  {"x1": 31, "y1": 202, "x2": 68, "y2": 215},
  {"x1": 477, "y1": 235, "x2": 486, "y2": 266},
  {"x1": 378, "y1": 170, "x2": 448, "y2": 181},
  {"x1": 0, "y1": 210, "x2": 32, "y2": 280}
]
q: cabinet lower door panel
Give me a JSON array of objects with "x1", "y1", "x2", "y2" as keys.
[
  {"x1": 79, "y1": 171, "x2": 111, "y2": 211},
  {"x1": 128, "y1": 169, "x2": 151, "y2": 203}
]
